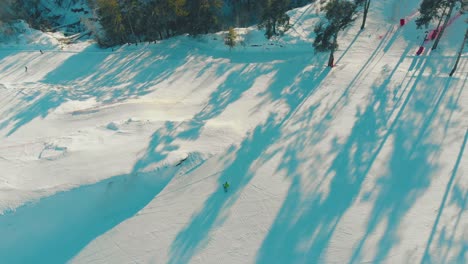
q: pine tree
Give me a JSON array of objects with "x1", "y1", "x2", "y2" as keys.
[
  {"x1": 144, "y1": 0, "x2": 188, "y2": 40},
  {"x1": 258, "y1": 0, "x2": 291, "y2": 39},
  {"x1": 0, "y1": 0, "x2": 16, "y2": 22},
  {"x1": 120, "y1": 0, "x2": 139, "y2": 43},
  {"x1": 96, "y1": 0, "x2": 126, "y2": 46},
  {"x1": 313, "y1": 0, "x2": 357, "y2": 67},
  {"x1": 431, "y1": 0, "x2": 457, "y2": 50},
  {"x1": 230, "y1": 0, "x2": 262, "y2": 26},
  {"x1": 225, "y1": 27, "x2": 237, "y2": 49},
  {"x1": 415, "y1": 0, "x2": 461, "y2": 29},
  {"x1": 165, "y1": 0, "x2": 189, "y2": 35},
  {"x1": 185, "y1": 0, "x2": 223, "y2": 35}
]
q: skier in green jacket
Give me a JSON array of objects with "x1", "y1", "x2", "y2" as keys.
[{"x1": 223, "y1": 181, "x2": 230, "y2": 192}]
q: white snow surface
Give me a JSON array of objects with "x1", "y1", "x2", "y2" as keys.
[{"x1": 1, "y1": 1, "x2": 467, "y2": 264}]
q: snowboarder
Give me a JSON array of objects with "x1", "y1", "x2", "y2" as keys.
[
  {"x1": 223, "y1": 181, "x2": 230, "y2": 192},
  {"x1": 25, "y1": 66, "x2": 27, "y2": 72},
  {"x1": 39, "y1": 49, "x2": 43, "y2": 54}
]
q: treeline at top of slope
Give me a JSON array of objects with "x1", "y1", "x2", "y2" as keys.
[{"x1": 0, "y1": 0, "x2": 312, "y2": 47}]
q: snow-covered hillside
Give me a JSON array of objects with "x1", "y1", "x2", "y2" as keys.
[
  {"x1": 0, "y1": 0, "x2": 94, "y2": 46},
  {"x1": 0, "y1": 1, "x2": 467, "y2": 263}
]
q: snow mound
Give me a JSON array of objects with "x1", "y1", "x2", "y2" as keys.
[
  {"x1": 0, "y1": 20, "x2": 60, "y2": 49},
  {"x1": 106, "y1": 122, "x2": 119, "y2": 131},
  {"x1": 39, "y1": 144, "x2": 68, "y2": 161}
]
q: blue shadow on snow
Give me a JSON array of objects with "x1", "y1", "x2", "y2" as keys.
[{"x1": 0, "y1": 168, "x2": 177, "y2": 264}]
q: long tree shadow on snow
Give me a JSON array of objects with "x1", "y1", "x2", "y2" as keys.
[
  {"x1": 168, "y1": 57, "x2": 331, "y2": 263},
  {"x1": 177, "y1": 53, "x2": 321, "y2": 140},
  {"x1": 41, "y1": 41, "x2": 193, "y2": 103},
  {"x1": 350, "y1": 56, "x2": 466, "y2": 264},
  {"x1": 257, "y1": 79, "x2": 391, "y2": 263},
  {"x1": 3, "y1": 50, "x2": 323, "y2": 264},
  {"x1": 420, "y1": 130, "x2": 468, "y2": 264},
  {"x1": 177, "y1": 64, "x2": 268, "y2": 140},
  {"x1": 442, "y1": 181, "x2": 468, "y2": 263},
  {"x1": 0, "y1": 50, "x2": 39, "y2": 75},
  {"x1": 0, "y1": 39, "x2": 325, "y2": 264},
  {"x1": 256, "y1": 51, "x2": 459, "y2": 263},
  {"x1": 0, "y1": 120, "x2": 191, "y2": 263},
  {"x1": 0, "y1": 168, "x2": 177, "y2": 264},
  {"x1": 169, "y1": 114, "x2": 282, "y2": 264},
  {"x1": 0, "y1": 89, "x2": 66, "y2": 136},
  {"x1": 0, "y1": 42, "x2": 194, "y2": 136}
]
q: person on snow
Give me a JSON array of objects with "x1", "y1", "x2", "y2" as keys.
[
  {"x1": 25, "y1": 66, "x2": 27, "y2": 72},
  {"x1": 223, "y1": 181, "x2": 230, "y2": 192}
]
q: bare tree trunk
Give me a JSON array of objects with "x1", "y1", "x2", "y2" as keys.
[
  {"x1": 126, "y1": 13, "x2": 136, "y2": 43},
  {"x1": 328, "y1": 51, "x2": 335, "y2": 67},
  {"x1": 361, "y1": 0, "x2": 370, "y2": 30},
  {"x1": 273, "y1": 20, "x2": 276, "y2": 36},
  {"x1": 432, "y1": 3, "x2": 449, "y2": 40},
  {"x1": 449, "y1": 28, "x2": 468, "y2": 76},
  {"x1": 432, "y1": 0, "x2": 456, "y2": 50},
  {"x1": 328, "y1": 34, "x2": 338, "y2": 67}
]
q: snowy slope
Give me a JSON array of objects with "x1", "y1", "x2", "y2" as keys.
[{"x1": 0, "y1": 0, "x2": 467, "y2": 263}]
